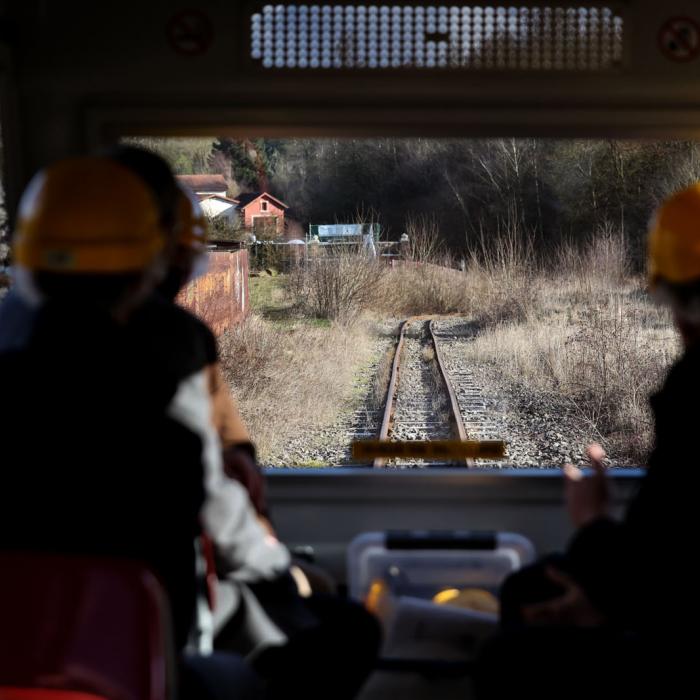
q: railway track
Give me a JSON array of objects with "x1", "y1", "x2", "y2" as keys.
[
  {"x1": 375, "y1": 317, "x2": 484, "y2": 468},
  {"x1": 431, "y1": 319, "x2": 505, "y2": 448}
]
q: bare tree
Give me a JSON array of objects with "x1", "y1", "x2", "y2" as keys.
[
  {"x1": 404, "y1": 214, "x2": 444, "y2": 263},
  {"x1": 290, "y1": 248, "x2": 382, "y2": 323}
]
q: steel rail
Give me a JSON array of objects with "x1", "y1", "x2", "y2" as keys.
[
  {"x1": 429, "y1": 319, "x2": 471, "y2": 468},
  {"x1": 374, "y1": 317, "x2": 471, "y2": 468},
  {"x1": 374, "y1": 318, "x2": 410, "y2": 467},
  {"x1": 429, "y1": 320, "x2": 468, "y2": 443}
]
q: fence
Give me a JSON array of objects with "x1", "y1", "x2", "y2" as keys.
[
  {"x1": 177, "y1": 249, "x2": 249, "y2": 336},
  {"x1": 308, "y1": 223, "x2": 381, "y2": 241}
]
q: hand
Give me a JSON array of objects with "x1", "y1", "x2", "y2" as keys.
[
  {"x1": 563, "y1": 443, "x2": 609, "y2": 529},
  {"x1": 521, "y1": 566, "x2": 606, "y2": 627},
  {"x1": 258, "y1": 515, "x2": 277, "y2": 538}
]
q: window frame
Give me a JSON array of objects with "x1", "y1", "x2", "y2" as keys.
[{"x1": 80, "y1": 101, "x2": 695, "y2": 478}]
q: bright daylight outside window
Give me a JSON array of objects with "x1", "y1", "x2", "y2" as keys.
[
  {"x1": 128, "y1": 137, "x2": 683, "y2": 469},
  {"x1": 249, "y1": 5, "x2": 624, "y2": 71}
]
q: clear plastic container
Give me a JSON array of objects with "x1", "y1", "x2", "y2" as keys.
[{"x1": 348, "y1": 530, "x2": 536, "y2": 604}]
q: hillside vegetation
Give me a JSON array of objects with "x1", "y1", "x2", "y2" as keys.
[
  {"x1": 140, "y1": 136, "x2": 682, "y2": 465},
  {"x1": 130, "y1": 136, "x2": 700, "y2": 264}
]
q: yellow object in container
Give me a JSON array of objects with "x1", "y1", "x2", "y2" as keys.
[
  {"x1": 365, "y1": 579, "x2": 394, "y2": 621},
  {"x1": 433, "y1": 587, "x2": 500, "y2": 615}
]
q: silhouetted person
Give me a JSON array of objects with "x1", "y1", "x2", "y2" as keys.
[{"x1": 477, "y1": 185, "x2": 700, "y2": 699}]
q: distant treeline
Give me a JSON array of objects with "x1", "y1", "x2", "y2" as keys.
[{"x1": 130, "y1": 136, "x2": 700, "y2": 265}]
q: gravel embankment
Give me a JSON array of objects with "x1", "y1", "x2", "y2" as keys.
[
  {"x1": 263, "y1": 315, "x2": 621, "y2": 469},
  {"x1": 263, "y1": 323, "x2": 396, "y2": 467},
  {"x1": 434, "y1": 317, "x2": 603, "y2": 468},
  {"x1": 391, "y1": 326, "x2": 452, "y2": 443}
]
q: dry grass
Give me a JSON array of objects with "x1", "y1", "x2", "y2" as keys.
[
  {"x1": 375, "y1": 226, "x2": 538, "y2": 324},
  {"x1": 458, "y1": 235, "x2": 679, "y2": 463},
  {"x1": 375, "y1": 259, "x2": 536, "y2": 324},
  {"x1": 377, "y1": 263, "x2": 472, "y2": 316},
  {"x1": 377, "y1": 228, "x2": 678, "y2": 462},
  {"x1": 219, "y1": 313, "x2": 375, "y2": 460},
  {"x1": 225, "y1": 225, "x2": 677, "y2": 465}
]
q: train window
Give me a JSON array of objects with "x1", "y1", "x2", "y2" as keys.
[
  {"x1": 249, "y1": 4, "x2": 625, "y2": 71},
  {"x1": 128, "y1": 136, "x2": 682, "y2": 470}
]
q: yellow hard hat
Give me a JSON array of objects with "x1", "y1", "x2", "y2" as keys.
[
  {"x1": 13, "y1": 157, "x2": 164, "y2": 273},
  {"x1": 175, "y1": 185, "x2": 208, "y2": 254},
  {"x1": 649, "y1": 183, "x2": 700, "y2": 289}
]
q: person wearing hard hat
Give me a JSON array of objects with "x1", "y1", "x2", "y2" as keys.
[
  {"x1": 107, "y1": 146, "x2": 269, "y2": 519},
  {"x1": 0, "y1": 156, "x2": 291, "y2": 698},
  {"x1": 648, "y1": 184, "x2": 700, "y2": 343},
  {"x1": 0, "y1": 156, "x2": 289, "y2": 590},
  {"x1": 103, "y1": 147, "x2": 379, "y2": 700},
  {"x1": 164, "y1": 185, "x2": 271, "y2": 520},
  {"x1": 476, "y1": 186, "x2": 700, "y2": 699}
]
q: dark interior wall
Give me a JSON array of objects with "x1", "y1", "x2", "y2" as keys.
[
  {"x1": 267, "y1": 469, "x2": 642, "y2": 582},
  {"x1": 0, "y1": 0, "x2": 692, "y2": 572},
  {"x1": 2, "y1": 0, "x2": 700, "y2": 219}
]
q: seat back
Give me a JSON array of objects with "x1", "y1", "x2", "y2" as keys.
[{"x1": 0, "y1": 553, "x2": 173, "y2": 700}]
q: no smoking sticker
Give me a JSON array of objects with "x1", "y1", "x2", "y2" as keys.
[
  {"x1": 166, "y1": 9, "x2": 214, "y2": 56},
  {"x1": 658, "y1": 17, "x2": 700, "y2": 63}
]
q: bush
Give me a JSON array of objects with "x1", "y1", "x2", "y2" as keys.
[
  {"x1": 555, "y1": 223, "x2": 631, "y2": 299},
  {"x1": 377, "y1": 263, "x2": 470, "y2": 316},
  {"x1": 560, "y1": 292, "x2": 675, "y2": 461},
  {"x1": 290, "y1": 248, "x2": 383, "y2": 322},
  {"x1": 249, "y1": 242, "x2": 289, "y2": 273},
  {"x1": 459, "y1": 274, "x2": 677, "y2": 463}
]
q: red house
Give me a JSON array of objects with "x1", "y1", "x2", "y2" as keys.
[{"x1": 234, "y1": 192, "x2": 288, "y2": 238}]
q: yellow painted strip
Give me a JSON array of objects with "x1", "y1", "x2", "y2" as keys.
[{"x1": 352, "y1": 440, "x2": 506, "y2": 461}]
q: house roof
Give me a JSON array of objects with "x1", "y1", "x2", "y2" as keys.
[
  {"x1": 199, "y1": 193, "x2": 239, "y2": 205},
  {"x1": 233, "y1": 191, "x2": 289, "y2": 209},
  {"x1": 177, "y1": 174, "x2": 228, "y2": 193}
]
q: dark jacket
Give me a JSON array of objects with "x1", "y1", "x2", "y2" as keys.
[
  {"x1": 0, "y1": 299, "x2": 207, "y2": 648},
  {"x1": 478, "y1": 348, "x2": 700, "y2": 699},
  {"x1": 566, "y1": 344, "x2": 700, "y2": 642},
  {"x1": 0, "y1": 293, "x2": 289, "y2": 648}
]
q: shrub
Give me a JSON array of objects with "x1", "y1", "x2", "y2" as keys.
[
  {"x1": 289, "y1": 247, "x2": 383, "y2": 322},
  {"x1": 459, "y1": 281, "x2": 678, "y2": 463},
  {"x1": 555, "y1": 223, "x2": 631, "y2": 299},
  {"x1": 378, "y1": 263, "x2": 471, "y2": 316}
]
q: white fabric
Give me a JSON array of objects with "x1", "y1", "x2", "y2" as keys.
[
  {"x1": 213, "y1": 579, "x2": 288, "y2": 653},
  {"x1": 12, "y1": 266, "x2": 44, "y2": 308},
  {"x1": 167, "y1": 371, "x2": 290, "y2": 581}
]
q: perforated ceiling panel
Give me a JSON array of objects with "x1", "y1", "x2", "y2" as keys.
[{"x1": 250, "y1": 5, "x2": 624, "y2": 71}]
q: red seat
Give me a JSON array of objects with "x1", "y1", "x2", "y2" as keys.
[
  {"x1": 0, "y1": 689, "x2": 108, "y2": 700},
  {"x1": 0, "y1": 553, "x2": 174, "y2": 700}
]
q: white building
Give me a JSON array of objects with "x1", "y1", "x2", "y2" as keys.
[
  {"x1": 177, "y1": 174, "x2": 239, "y2": 226},
  {"x1": 199, "y1": 194, "x2": 239, "y2": 225}
]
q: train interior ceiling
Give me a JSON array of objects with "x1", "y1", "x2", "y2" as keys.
[{"x1": 0, "y1": 0, "x2": 696, "y2": 580}]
